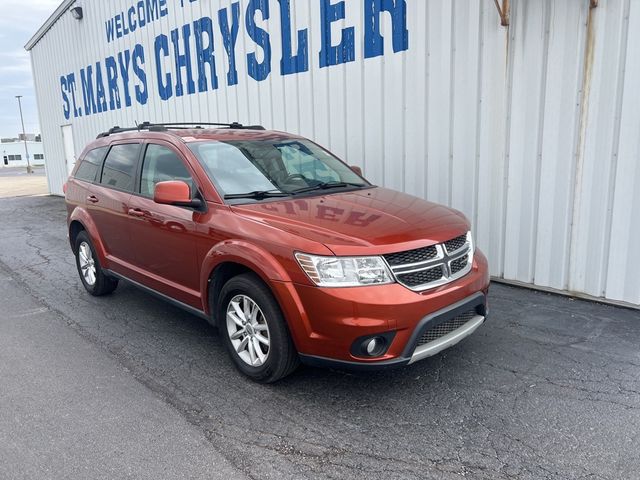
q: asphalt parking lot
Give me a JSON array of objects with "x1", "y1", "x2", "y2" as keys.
[{"x1": 0, "y1": 194, "x2": 638, "y2": 480}]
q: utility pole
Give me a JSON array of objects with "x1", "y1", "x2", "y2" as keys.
[{"x1": 15, "y1": 95, "x2": 33, "y2": 174}]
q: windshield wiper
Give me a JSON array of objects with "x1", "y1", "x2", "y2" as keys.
[
  {"x1": 224, "y1": 190, "x2": 290, "y2": 200},
  {"x1": 291, "y1": 181, "x2": 366, "y2": 195}
]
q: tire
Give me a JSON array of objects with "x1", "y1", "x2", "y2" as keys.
[
  {"x1": 218, "y1": 273, "x2": 299, "y2": 383},
  {"x1": 74, "y1": 231, "x2": 118, "y2": 296}
]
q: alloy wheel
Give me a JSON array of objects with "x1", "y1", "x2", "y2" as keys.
[
  {"x1": 78, "y1": 241, "x2": 96, "y2": 286},
  {"x1": 226, "y1": 294, "x2": 271, "y2": 367}
]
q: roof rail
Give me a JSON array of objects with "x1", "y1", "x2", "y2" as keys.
[{"x1": 96, "y1": 121, "x2": 265, "y2": 139}]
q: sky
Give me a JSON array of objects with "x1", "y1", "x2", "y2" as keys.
[{"x1": 0, "y1": 0, "x2": 60, "y2": 139}]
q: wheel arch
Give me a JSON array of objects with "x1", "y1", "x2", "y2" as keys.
[
  {"x1": 201, "y1": 240, "x2": 293, "y2": 323},
  {"x1": 68, "y1": 220, "x2": 85, "y2": 251},
  {"x1": 68, "y1": 208, "x2": 108, "y2": 266}
]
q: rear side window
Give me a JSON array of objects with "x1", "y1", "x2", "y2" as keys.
[
  {"x1": 75, "y1": 147, "x2": 107, "y2": 182},
  {"x1": 100, "y1": 144, "x2": 140, "y2": 192},
  {"x1": 140, "y1": 144, "x2": 194, "y2": 197}
]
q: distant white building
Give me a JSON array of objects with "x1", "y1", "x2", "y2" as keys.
[
  {"x1": 1, "y1": 141, "x2": 45, "y2": 168},
  {"x1": 18, "y1": 133, "x2": 38, "y2": 142}
]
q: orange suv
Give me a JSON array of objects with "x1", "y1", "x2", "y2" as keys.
[{"x1": 65, "y1": 122, "x2": 489, "y2": 382}]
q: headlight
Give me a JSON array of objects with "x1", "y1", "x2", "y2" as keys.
[
  {"x1": 465, "y1": 230, "x2": 475, "y2": 267},
  {"x1": 295, "y1": 253, "x2": 394, "y2": 287},
  {"x1": 467, "y1": 230, "x2": 475, "y2": 253}
]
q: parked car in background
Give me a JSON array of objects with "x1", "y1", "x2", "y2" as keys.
[{"x1": 64, "y1": 122, "x2": 490, "y2": 382}]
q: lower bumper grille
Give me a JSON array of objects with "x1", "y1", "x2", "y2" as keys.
[{"x1": 416, "y1": 310, "x2": 477, "y2": 346}]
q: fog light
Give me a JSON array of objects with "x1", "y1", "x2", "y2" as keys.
[
  {"x1": 350, "y1": 332, "x2": 395, "y2": 358},
  {"x1": 364, "y1": 336, "x2": 387, "y2": 357},
  {"x1": 365, "y1": 338, "x2": 379, "y2": 355}
]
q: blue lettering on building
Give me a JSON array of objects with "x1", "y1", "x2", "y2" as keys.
[
  {"x1": 320, "y1": 0, "x2": 355, "y2": 68},
  {"x1": 218, "y1": 2, "x2": 240, "y2": 86},
  {"x1": 105, "y1": 56, "x2": 121, "y2": 110},
  {"x1": 62, "y1": 0, "x2": 409, "y2": 118},
  {"x1": 117, "y1": 50, "x2": 133, "y2": 107},
  {"x1": 278, "y1": 0, "x2": 308, "y2": 75},
  {"x1": 106, "y1": 0, "x2": 168, "y2": 43},
  {"x1": 171, "y1": 24, "x2": 196, "y2": 97},
  {"x1": 246, "y1": 0, "x2": 271, "y2": 82},
  {"x1": 80, "y1": 65, "x2": 97, "y2": 116},
  {"x1": 155, "y1": 34, "x2": 172, "y2": 100},
  {"x1": 94, "y1": 62, "x2": 108, "y2": 113},
  {"x1": 133, "y1": 44, "x2": 148, "y2": 104},
  {"x1": 193, "y1": 16, "x2": 218, "y2": 92},
  {"x1": 60, "y1": 76, "x2": 70, "y2": 120},
  {"x1": 364, "y1": 0, "x2": 409, "y2": 59}
]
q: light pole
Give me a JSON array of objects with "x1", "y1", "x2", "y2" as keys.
[{"x1": 15, "y1": 95, "x2": 33, "y2": 174}]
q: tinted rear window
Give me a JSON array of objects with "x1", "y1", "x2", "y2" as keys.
[
  {"x1": 75, "y1": 147, "x2": 107, "y2": 182},
  {"x1": 100, "y1": 144, "x2": 140, "y2": 192}
]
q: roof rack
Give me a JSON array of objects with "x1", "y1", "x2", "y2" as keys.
[{"x1": 96, "y1": 121, "x2": 265, "y2": 138}]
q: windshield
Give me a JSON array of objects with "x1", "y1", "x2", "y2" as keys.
[{"x1": 187, "y1": 139, "x2": 368, "y2": 198}]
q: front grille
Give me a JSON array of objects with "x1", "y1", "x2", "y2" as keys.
[
  {"x1": 384, "y1": 245, "x2": 438, "y2": 266},
  {"x1": 450, "y1": 254, "x2": 469, "y2": 274},
  {"x1": 444, "y1": 234, "x2": 467, "y2": 254},
  {"x1": 384, "y1": 232, "x2": 473, "y2": 291},
  {"x1": 417, "y1": 310, "x2": 477, "y2": 346},
  {"x1": 396, "y1": 266, "x2": 444, "y2": 287}
]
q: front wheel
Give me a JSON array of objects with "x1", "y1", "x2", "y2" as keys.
[{"x1": 218, "y1": 273, "x2": 299, "y2": 383}]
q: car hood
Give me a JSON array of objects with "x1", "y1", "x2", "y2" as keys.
[{"x1": 230, "y1": 187, "x2": 470, "y2": 256}]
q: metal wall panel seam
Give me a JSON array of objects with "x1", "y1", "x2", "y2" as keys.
[
  {"x1": 569, "y1": 0, "x2": 627, "y2": 296},
  {"x1": 379, "y1": 24, "x2": 386, "y2": 189},
  {"x1": 504, "y1": 0, "x2": 545, "y2": 281},
  {"x1": 472, "y1": 0, "x2": 486, "y2": 234},
  {"x1": 562, "y1": 1, "x2": 591, "y2": 291},
  {"x1": 447, "y1": 0, "x2": 456, "y2": 208},
  {"x1": 292, "y1": 0, "x2": 302, "y2": 135},
  {"x1": 600, "y1": 0, "x2": 631, "y2": 296},
  {"x1": 422, "y1": 0, "x2": 431, "y2": 202},
  {"x1": 475, "y1": 0, "x2": 508, "y2": 278},
  {"x1": 265, "y1": 6, "x2": 277, "y2": 133},
  {"x1": 499, "y1": 0, "x2": 517, "y2": 278},
  {"x1": 29, "y1": 52, "x2": 51, "y2": 193},
  {"x1": 531, "y1": 0, "x2": 553, "y2": 285},
  {"x1": 605, "y1": 0, "x2": 640, "y2": 303},
  {"x1": 401, "y1": 31, "x2": 407, "y2": 194}
]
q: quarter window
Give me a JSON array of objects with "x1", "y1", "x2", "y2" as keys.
[
  {"x1": 100, "y1": 144, "x2": 140, "y2": 192},
  {"x1": 140, "y1": 144, "x2": 194, "y2": 197},
  {"x1": 75, "y1": 147, "x2": 107, "y2": 182}
]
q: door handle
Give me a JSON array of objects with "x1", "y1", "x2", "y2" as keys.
[
  {"x1": 127, "y1": 208, "x2": 146, "y2": 217},
  {"x1": 86, "y1": 195, "x2": 99, "y2": 203}
]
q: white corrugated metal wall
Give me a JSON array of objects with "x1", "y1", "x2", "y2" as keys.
[{"x1": 28, "y1": 0, "x2": 640, "y2": 307}]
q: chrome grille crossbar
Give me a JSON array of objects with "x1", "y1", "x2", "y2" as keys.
[{"x1": 383, "y1": 233, "x2": 473, "y2": 292}]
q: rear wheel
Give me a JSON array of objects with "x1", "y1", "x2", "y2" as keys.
[
  {"x1": 74, "y1": 231, "x2": 118, "y2": 296},
  {"x1": 218, "y1": 273, "x2": 299, "y2": 383}
]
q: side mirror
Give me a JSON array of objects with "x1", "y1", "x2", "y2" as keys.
[
  {"x1": 350, "y1": 165, "x2": 363, "y2": 176},
  {"x1": 154, "y1": 181, "x2": 202, "y2": 209}
]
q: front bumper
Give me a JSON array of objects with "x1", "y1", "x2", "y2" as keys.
[
  {"x1": 270, "y1": 250, "x2": 490, "y2": 368},
  {"x1": 298, "y1": 291, "x2": 487, "y2": 370}
]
